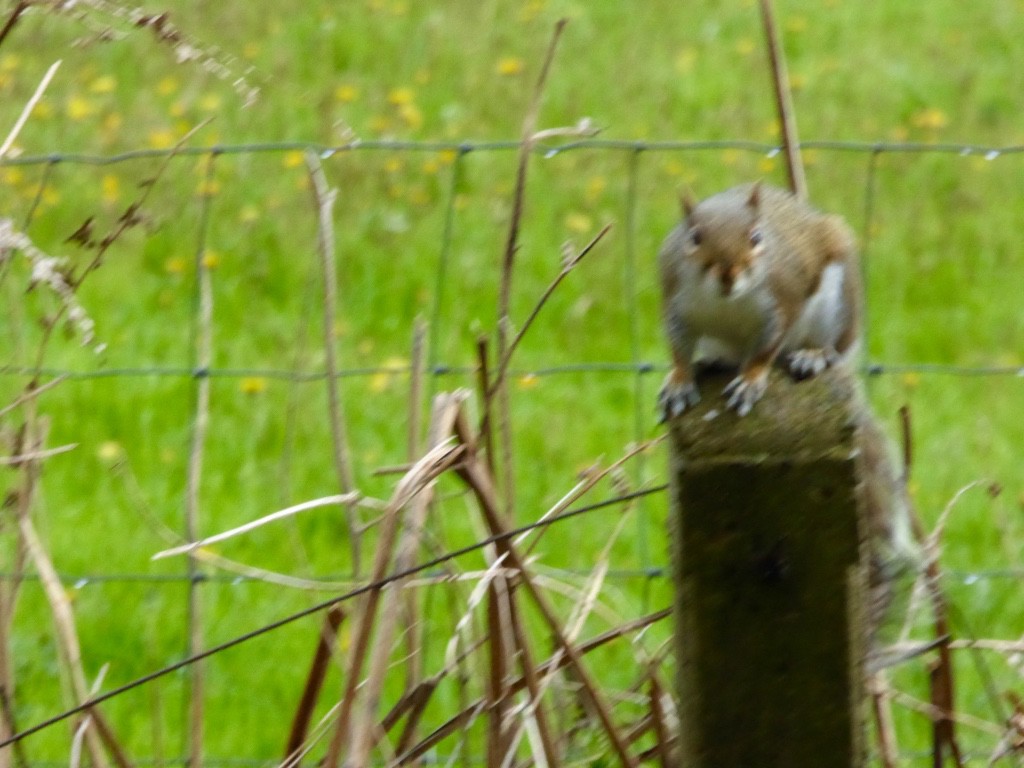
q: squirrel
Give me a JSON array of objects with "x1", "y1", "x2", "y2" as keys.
[
  {"x1": 657, "y1": 182, "x2": 924, "y2": 646},
  {"x1": 657, "y1": 182, "x2": 861, "y2": 420}
]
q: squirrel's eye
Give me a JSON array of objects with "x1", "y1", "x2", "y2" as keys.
[
  {"x1": 688, "y1": 228, "x2": 702, "y2": 247},
  {"x1": 749, "y1": 227, "x2": 763, "y2": 248}
]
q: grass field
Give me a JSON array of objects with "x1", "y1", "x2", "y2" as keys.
[{"x1": 2, "y1": 0, "x2": 1024, "y2": 764}]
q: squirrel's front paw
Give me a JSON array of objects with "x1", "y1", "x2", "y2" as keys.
[
  {"x1": 788, "y1": 348, "x2": 836, "y2": 380},
  {"x1": 723, "y1": 369, "x2": 768, "y2": 417},
  {"x1": 657, "y1": 375, "x2": 701, "y2": 423}
]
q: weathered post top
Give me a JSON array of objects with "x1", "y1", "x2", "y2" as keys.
[{"x1": 668, "y1": 365, "x2": 866, "y2": 768}]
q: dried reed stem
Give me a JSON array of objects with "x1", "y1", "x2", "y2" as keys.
[
  {"x1": 152, "y1": 493, "x2": 361, "y2": 560},
  {"x1": 487, "y1": 224, "x2": 612, "y2": 402},
  {"x1": 0, "y1": 59, "x2": 60, "y2": 159},
  {"x1": 869, "y1": 675, "x2": 899, "y2": 768},
  {"x1": 324, "y1": 435, "x2": 467, "y2": 768},
  {"x1": 397, "y1": 609, "x2": 669, "y2": 763},
  {"x1": 758, "y1": 0, "x2": 807, "y2": 199},
  {"x1": 15, "y1": 424, "x2": 111, "y2": 768},
  {"x1": 353, "y1": 392, "x2": 468, "y2": 765},
  {"x1": 0, "y1": 1, "x2": 30, "y2": 51},
  {"x1": 452, "y1": 410, "x2": 639, "y2": 768},
  {"x1": 493, "y1": 18, "x2": 569, "y2": 519},
  {"x1": 305, "y1": 151, "x2": 362, "y2": 576},
  {"x1": 0, "y1": 375, "x2": 66, "y2": 419},
  {"x1": 283, "y1": 606, "x2": 345, "y2": 763},
  {"x1": 185, "y1": 157, "x2": 217, "y2": 768}
]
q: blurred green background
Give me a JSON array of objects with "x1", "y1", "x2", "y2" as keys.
[{"x1": 1, "y1": 0, "x2": 1023, "y2": 764}]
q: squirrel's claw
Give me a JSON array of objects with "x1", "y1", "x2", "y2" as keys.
[
  {"x1": 723, "y1": 371, "x2": 768, "y2": 417},
  {"x1": 657, "y1": 376, "x2": 701, "y2": 423},
  {"x1": 788, "y1": 348, "x2": 836, "y2": 380}
]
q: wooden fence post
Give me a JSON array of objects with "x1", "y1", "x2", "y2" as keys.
[{"x1": 668, "y1": 365, "x2": 867, "y2": 767}]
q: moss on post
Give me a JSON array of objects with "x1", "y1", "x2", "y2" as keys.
[{"x1": 668, "y1": 365, "x2": 866, "y2": 767}]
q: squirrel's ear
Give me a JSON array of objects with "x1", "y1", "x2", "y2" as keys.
[
  {"x1": 679, "y1": 188, "x2": 697, "y2": 219},
  {"x1": 746, "y1": 181, "x2": 762, "y2": 212}
]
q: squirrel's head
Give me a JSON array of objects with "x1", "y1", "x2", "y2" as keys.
[{"x1": 679, "y1": 183, "x2": 766, "y2": 298}]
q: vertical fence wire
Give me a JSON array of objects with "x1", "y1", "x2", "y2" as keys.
[
  {"x1": 427, "y1": 147, "x2": 467, "y2": 383},
  {"x1": 184, "y1": 151, "x2": 218, "y2": 768},
  {"x1": 860, "y1": 146, "x2": 882, "y2": 375},
  {"x1": 623, "y1": 148, "x2": 654, "y2": 613}
]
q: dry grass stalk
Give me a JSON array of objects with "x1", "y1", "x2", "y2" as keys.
[
  {"x1": 485, "y1": 579, "x2": 514, "y2": 768},
  {"x1": 13, "y1": 422, "x2": 120, "y2": 768},
  {"x1": 184, "y1": 155, "x2": 219, "y2": 768},
  {"x1": 152, "y1": 493, "x2": 362, "y2": 560},
  {"x1": 283, "y1": 606, "x2": 346, "y2": 764},
  {"x1": 869, "y1": 674, "x2": 899, "y2": 768},
  {"x1": 305, "y1": 151, "x2": 362, "y2": 577},
  {"x1": 758, "y1": 0, "x2": 807, "y2": 199},
  {"x1": 487, "y1": 223, "x2": 612, "y2": 403},
  {"x1": 493, "y1": 18, "x2": 569, "y2": 519},
  {"x1": 324, "y1": 427, "x2": 468, "y2": 767},
  {"x1": 350, "y1": 393, "x2": 469, "y2": 766},
  {"x1": 396, "y1": 610, "x2": 669, "y2": 764},
  {"x1": 452, "y1": 409, "x2": 640, "y2": 768},
  {"x1": 0, "y1": 59, "x2": 61, "y2": 158}
]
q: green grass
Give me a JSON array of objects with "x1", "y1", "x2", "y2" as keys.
[{"x1": 2, "y1": 0, "x2": 1024, "y2": 764}]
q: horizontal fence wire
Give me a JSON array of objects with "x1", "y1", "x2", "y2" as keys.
[{"x1": 2, "y1": 138, "x2": 1024, "y2": 166}]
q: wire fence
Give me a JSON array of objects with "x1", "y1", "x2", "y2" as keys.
[{"x1": 3, "y1": 137, "x2": 1024, "y2": 762}]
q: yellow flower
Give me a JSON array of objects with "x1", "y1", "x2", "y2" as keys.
[
  {"x1": 101, "y1": 174, "x2": 120, "y2": 204},
  {"x1": 201, "y1": 250, "x2": 220, "y2": 269},
  {"x1": 103, "y1": 112, "x2": 123, "y2": 134},
  {"x1": 164, "y1": 256, "x2": 188, "y2": 275},
  {"x1": 734, "y1": 38, "x2": 756, "y2": 56},
  {"x1": 585, "y1": 175, "x2": 607, "y2": 203},
  {"x1": 90, "y1": 75, "x2": 117, "y2": 94},
  {"x1": 157, "y1": 77, "x2": 178, "y2": 96},
  {"x1": 283, "y1": 150, "x2": 305, "y2": 168},
  {"x1": 97, "y1": 441, "x2": 124, "y2": 462},
  {"x1": 0, "y1": 54, "x2": 19, "y2": 72},
  {"x1": 496, "y1": 57, "x2": 524, "y2": 76},
  {"x1": 398, "y1": 102, "x2": 422, "y2": 129},
  {"x1": 239, "y1": 377, "x2": 268, "y2": 395},
  {"x1": 370, "y1": 357, "x2": 409, "y2": 393},
  {"x1": 901, "y1": 372, "x2": 920, "y2": 389},
  {"x1": 439, "y1": 149, "x2": 458, "y2": 165},
  {"x1": 387, "y1": 87, "x2": 414, "y2": 106},
  {"x1": 243, "y1": 42, "x2": 260, "y2": 59},
  {"x1": 421, "y1": 158, "x2": 440, "y2": 174},
  {"x1": 196, "y1": 178, "x2": 221, "y2": 197},
  {"x1": 518, "y1": 0, "x2": 545, "y2": 23},
  {"x1": 66, "y1": 96, "x2": 97, "y2": 121},
  {"x1": 785, "y1": 16, "x2": 808, "y2": 33},
  {"x1": 757, "y1": 156, "x2": 776, "y2": 174},
  {"x1": 517, "y1": 373, "x2": 540, "y2": 390},
  {"x1": 335, "y1": 84, "x2": 359, "y2": 103},
  {"x1": 148, "y1": 129, "x2": 176, "y2": 149},
  {"x1": 2, "y1": 167, "x2": 24, "y2": 185},
  {"x1": 564, "y1": 212, "x2": 592, "y2": 234},
  {"x1": 674, "y1": 47, "x2": 698, "y2": 75},
  {"x1": 911, "y1": 107, "x2": 948, "y2": 131},
  {"x1": 384, "y1": 157, "x2": 404, "y2": 173},
  {"x1": 31, "y1": 99, "x2": 53, "y2": 119},
  {"x1": 199, "y1": 94, "x2": 222, "y2": 111}
]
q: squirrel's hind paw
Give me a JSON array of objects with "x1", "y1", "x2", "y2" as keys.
[
  {"x1": 788, "y1": 348, "x2": 837, "y2": 380},
  {"x1": 657, "y1": 376, "x2": 701, "y2": 423}
]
